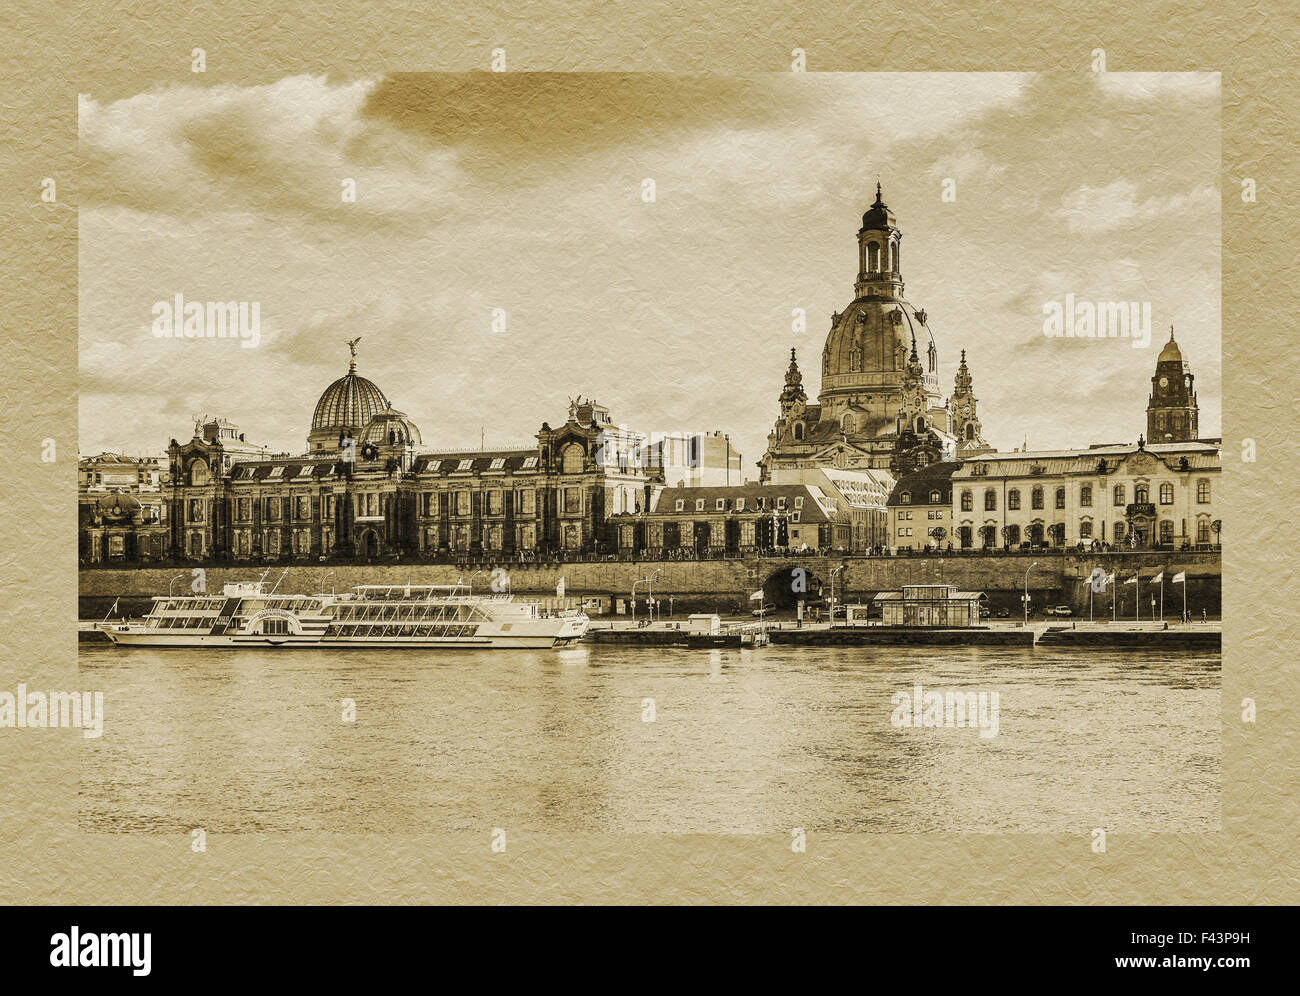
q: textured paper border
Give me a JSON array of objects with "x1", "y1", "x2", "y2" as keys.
[{"x1": 2, "y1": 1, "x2": 1295, "y2": 904}]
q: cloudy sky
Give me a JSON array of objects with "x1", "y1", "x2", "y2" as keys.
[{"x1": 79, "y1": 71, "x2": 1220, "y2": 468}]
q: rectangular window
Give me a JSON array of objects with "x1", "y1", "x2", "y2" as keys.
[
  {"x1": 1114, "y1": 485, "x2": 1125, "y2": 506},
  {"x1": 696, "y1": 499, "x2": 705, "y2": 512},
  {"x1": 456, "y1": 491, "x2": 470, "y2": 516},
  {"x1": 675, "y1": 499, "x2": 685, "y2": 512},
  {"x1": 1080, "y1": 486, "x2": 1092, "y2": 507},
  {"x1": 735, "y1": 497, "x2": 745, "y2": 512},
  {"x1": 488, "y1": 490, "x2": 503, "y2": 515},
  {"x1": 564, "y1": 487, "x2": 582, "y2": 514},
  {"x1": 1197, "y1": 480, "x2": 1210, "y2": 504},
  {"x1": 518, "y1": 489, "x2": 535, "y2": 515},
  {"x1": 716, "y1": 498, "x2": 725, "y2": 511},
  {"x1": 794, "y1": 496, "x2": 804, "y2": 509}
]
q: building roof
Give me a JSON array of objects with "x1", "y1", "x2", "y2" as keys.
[
  {"x1": 952, "y1": 441, "x2": 1220, "y2": 480},
  {"x1": 887, "y1": 461, "x2": 962, "y2": 506},
  {"x1": 649, "y1": 483, "x2": 839, "y2": 521},
  {"x1": 409, "y1": 450, "x2": 538, "y2": 476}
]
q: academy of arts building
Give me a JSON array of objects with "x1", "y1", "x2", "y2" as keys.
[{"x1": 78, "y1": 185, "x2": 1220, "y2": 565}]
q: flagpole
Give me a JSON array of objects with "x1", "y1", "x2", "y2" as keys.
[
  {"x1": 1134, "y1": 576, "x2": 1139, "y2": 623},
  {"x1": 1160, "y1": 576, "x2": 1164, "y2": 623}
]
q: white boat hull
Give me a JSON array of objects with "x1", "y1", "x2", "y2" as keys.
[{"x1": 99, "y1": 620, "x2": 588, "y2": 650}]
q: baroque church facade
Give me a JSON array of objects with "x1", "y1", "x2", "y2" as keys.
[{"x1": 759, "y1": 184, "x2": 992, "y2": 481}]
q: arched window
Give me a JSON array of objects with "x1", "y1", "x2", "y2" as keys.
[
  {"x1": 899, "y1": 491, "x2": 911, "y2": 505},
  {"x1": 188, "y1": 458, "x2": 210, "y2": 486},
  {"x1": 1031, "y1": 486, "x2": 1043, "y2": 510},
  {"x1": 793, "y1": 423, "x2": 804, "y2": 441},
  {"x1": 892, "y1": 239, "x2": 900, "y2": 272},
  {"x1": 984, "y1": 490, "x2": 997, "y2": 511},
  {"x1": 1114, "y1": 521, "x2": 1126, "y2": 544},
  {"x1": 929, "y1": 490, "x2": 941, "y2": 504},
  {"x1": 1134, "y1": 483, "x2": 1149, "y2": 504},
  {"x1": 960, "y1": 489, "x2": 972, "y2": 512},
  {"x1": 1008, "y1": 489, "x2": 1021, "y2": 510},
  {"x1": 915, "y1": 416, "x2": 925, "y2": 433},
  {"x1": 1080, "y1": 485, "x2": 1092, "y2": 507},
  {"x1": 1113, "y1": 484, "x2": 1125, "y2": 506},
  {"x1": 1196, "y1": 519, "x2": 1210, "y2": 543},
  {"x1": 842, "y1": 413, "x2": 855, "y2": 434},
  {"x1": 1080, "y1": 520, "x2": 1093, "y2": 539},
  {"x1": 1055, "y1": 487, "x2": 1065, "y2": 509},
  {"x1": 561, "y1": 442, "x2": 585, "y2": 475},
  {"x1": 964, "y1": 423, "x2": 975, "y2": 440},
  {"x1": 867, "y1": 242, "x2": 880, "y2": 272},
  {"x1": 1159, "y1": 482, "x2": 1174, "y2": 505}
]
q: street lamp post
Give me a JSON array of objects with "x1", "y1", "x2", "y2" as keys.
[
  {"x1": 648, "y1": 568, "x2": 662, "y2": 623},
  {"x1": 830, "y1": 564, "x2": 846, "y2": 628},
  {"x1": 168, "y1": 572, "x2": 186, "y2": 597},
  {"x1": 631, "y1": 577, "x2": 648, "y2": 625},
  {"x1": 1023, "y1": 561, "x2": 1039, "y2": 625},
  {"x1": 466, "y1": 569, "x2": 483, "y2": 595}
]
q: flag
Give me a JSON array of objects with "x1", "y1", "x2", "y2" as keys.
[
  {"x1": 1151, "y1": 571, "x2": 1164, "y2": 584},
  {"x1": 1172, "y1": 571, "x2": 1186, "y2": 583},
  {"x1": 1124, "y1": 575, "x2": 1138, "y2": 585},
  {"x1": 749, "y1": 589, "x2": 765, "y2": 602},
  {"x1": 556, "y1": 576, "x2": 566, "y2": 598},
  {"x1": 1104, "y1": 573, "x2": 1115, "y2": 588}
]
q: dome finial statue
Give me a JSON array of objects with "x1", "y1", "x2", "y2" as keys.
[{"x1": 345, "y1": 336, "x2": 362, "y2": 371}]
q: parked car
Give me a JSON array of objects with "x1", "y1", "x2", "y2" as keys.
[
  {"x1": 751, "y1": 604, "x2": 776, "y2": 617},
  {"x1": 1045, "y1": 605, "x2": 1073, "y2": 617}
]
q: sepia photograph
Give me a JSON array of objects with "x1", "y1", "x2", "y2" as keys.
[{"x1": 73, "y1": 71, "x2": 1222, "y2": 836}]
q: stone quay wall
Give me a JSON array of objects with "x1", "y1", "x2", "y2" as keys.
[{"x1": 80, "y1": 550, "x2": 1221, "y2": 618}]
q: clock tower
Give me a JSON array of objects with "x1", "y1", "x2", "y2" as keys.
[{"x1": 1146, "y1": 326, "x2": 1199, "y2": 443}]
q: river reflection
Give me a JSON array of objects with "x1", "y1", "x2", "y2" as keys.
[{"x1": 78, "y1": 643, "x2": 1220, "y2": 834}]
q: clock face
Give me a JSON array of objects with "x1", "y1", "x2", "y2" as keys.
[{"x1": 1159, "y1": 376, "x2": 1168, "y2": 387}]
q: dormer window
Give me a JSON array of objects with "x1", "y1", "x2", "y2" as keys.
[
  {"x1": 456, "y1": 459, "x2": 473, "y2": 472},
  {"x1": 675, "y1": 499, "x2": 684, "y2": 512},
  {"x1": 522, "y1": 456, "x2": 538, "y2": 470},
  {"x1": 428, "y1": 460, "x2": 441, "y2": 472},
  {"x1": 735, "y1": 498, "x2": 745, "y2": 511},
  {"x1": 900, "y1": 491, "x2": 911, "y2": 505},
  {"x1": 695, "y1": 499, "x2": 705, "y2": 512},
  {"x1": 715, "y1": 498, "x2": 725, "y2": 511},
  {"x1": 489, "y1": 458, "x2": 505, "y2": 470},
  {"x1": 269, "y1": 466, "x2": 284, "y2": 478}
]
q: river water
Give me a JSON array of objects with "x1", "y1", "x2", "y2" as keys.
[{"x1": 77, "y1": 643, "x2": 1220, "y2": 834}]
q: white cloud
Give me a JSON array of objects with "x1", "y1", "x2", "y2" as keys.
[
  {"x1": 1055, "y1": 179, "x2": 1218, "y2": 233},
  {"x1": 1096, "y1": 72, "x2": 1220, "y2": 102}
]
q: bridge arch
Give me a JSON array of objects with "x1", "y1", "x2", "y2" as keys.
[{"x1": 760, "y1": 564, "x2": 826, "y2": 613}]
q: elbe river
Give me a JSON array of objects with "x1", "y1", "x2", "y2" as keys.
[{"x1": 78, "y1": 643, "x2": 1219, "y2": 834}]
